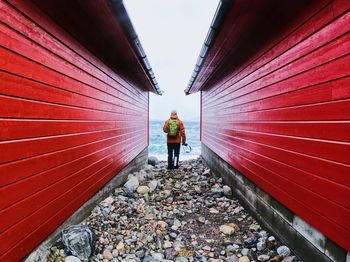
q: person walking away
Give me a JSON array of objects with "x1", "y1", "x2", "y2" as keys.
[{"x1": 163, "y1": 110, "x2": 186, "y2": 169}]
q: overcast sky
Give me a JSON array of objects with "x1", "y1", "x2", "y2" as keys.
[{"x1": 124, "y1": 0, "x2": 219, "y2": 121}]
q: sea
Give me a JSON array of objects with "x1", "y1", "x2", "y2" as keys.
[{"x1": 149, "y1": 121, "x2": 201, "y2": 161}]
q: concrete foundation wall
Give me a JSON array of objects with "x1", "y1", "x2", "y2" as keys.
[
  {"x1": 25, "y1": 148, "x2": 148, "y2": 262},
  {"x1": 201, "y1": 144, "x2": 349, "y2": 262}
]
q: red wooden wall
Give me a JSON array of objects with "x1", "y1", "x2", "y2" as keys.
[
  {"x1": 200, "y1": 0, "x2": 350, "y2": 251},
  {"x1": 0, "y1": 0, "x2": 150, "y2": 260}
]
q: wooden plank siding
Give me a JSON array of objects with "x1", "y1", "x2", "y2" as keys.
[
  {"x1": 199, "y1": 0, "x2": 350, "y2": 251},
  {"x1": 0, "y1": 0, "x2": 151, "y2": 260}
]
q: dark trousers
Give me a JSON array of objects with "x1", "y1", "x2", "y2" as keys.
[{"x1": 167, "y1": 143, "x2": 180, "y2": 169}]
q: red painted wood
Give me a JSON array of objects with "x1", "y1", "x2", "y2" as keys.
[
  {"x1": 3, "y1": 0, "x2": 146, "y2": 98},
  {"x1": 0, "y1": 48, "x2": 147, "y2": 111},
  {"x1": 203, "y1": 121, "x2": 350, "y2": 142},
  {"x1": 203, "y1": 136, "x2": 350, "y2": 250},
  {"x1": 0, "y1": 144, "x2": 141, "y2": 259},
  {"x1": 203, "y1": 133, "x2": 350, "y2": 234},
  {"x1": 0, "y1": 71, "x2": 147, "y2": 114},
  {"x1": 0, "y1": 141, "x2": 142, "y2": 261},
  {"x1": 203, "y1": 77, "x2": 350, "y2": 115},
  {"x1": 0, "y1": 5, "x2": 148, "y2": 102},
  {"x1": 0, "y1": 119, "x2": 117, "y2": 141},
  {"x1": 0, "y1": 0, "x2": 150, "y2": 260},
  {"x1": 198, "y1": 0, "x2": 350, "y2": 251},
  {"x1": 0, "y1": 136, "x2": 145, "y2": 235},
  {"x1": 203, "y1": 4, "x2": 350, "y2": 103}
]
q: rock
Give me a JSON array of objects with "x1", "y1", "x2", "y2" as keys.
[
  {"x1": 136, "y1": 171, "x2": 148, "y2": 183},
  {"x1": 257, "y1": 254, "x2": 270, "y2": 261},
  {"x1": 226, "y1": 245, "x2": 236, "y2": 253},
  {"x1": 65, "y1": 256, "x2": 81, "y2": 262},
  {"x1": 61, "y1": 225, "x2": 95, "y2": 261},
  {"x1": 223, "y1": 185, "x2": 232, "y2": 197},
  {"x1": 57, "y1": 157, "x2": 297, "y2": 262},
  {"x1": 209, "y1": 208, "x2": 219, "y2": 214},
  {"x1": 281, "y1": 256, "x2": 295, "y2": 262},
  {"x1": 258, "y1": 230, "x2": 268, "y2": 238},
  {"x1": 172, "y1": 219, "x2": 182, "y2": 230},
  {"x1": 203, "y1": 169, "x2": 210, "y2": 176},
  {"x1": 148, "y1": 156, "x2": 159, "y2": 166},
  {"x1": 249, "y1": 224, "x2": 260, "y2": 232},
  {"x1": 194, "y1": 185, "x2": 202, "y2": 193},
  {"x1": 197, "y1": 216, "x2": 206, "y2": 223},
  {"x1": 112, "y1": 249, "x2": 118, "y2": 257},
  {"x1": 248, "y1": 249, "x2": 257, "y2": 261},
  {"x1": 233, "y1": 206, "x2": 244, "y2": 214},
  {"x1": 226, "y1": 255, "x2": 239, "y2": 262},
  {"x1": 143, "y1": 256, "x2": 161, "y2": 262},
  {"x1": 238, "y1": 256, "x2": 250, "y2": 262},
  {"x1": 220, "y1": 223, "x2": 239, "y2": 235},
  {"x1": 103, "y1": 207, "x2": 110, "y2": 216},
  {"x1": 266, "y1": 236, "x2": 276, "y2": 249},
  {"x1": 135, "y1": 249, "x2": 145, "y2": 258},
  {"x1": 164, "y1": 240, "x2": 173, "y2": 249},
  {"x1": 137, "y1": 186, "x2": 150, "y2": 195},
  {"x1": 101, "y1": 196, "x2": 114, "y2": 207},
  {"x1": 148, "y1": 180, "x2": 158, "y2": 192},
  {"x1": 270, "y1": 255, "x2": 283, "y2": 262},
  {"x1": 116, "y1": 241, "x2": 125, "y2": 252},
  {"x1": 241, "y1": 248, "x2": 249, "y2": 256},
  {"x1": 152, "y1": 253, "x2": 164, "y2": 260},
  {"x1": 160, "y1": 190, "x2": 172, "y2": 199},
  {"x1": 170, "y1": 232, "x2": 177, "y2": 239},
  {"x1": 257, "y1": 241, "x2": 266, "y2": 251},
  {"x1": 244, "y1": 237, "x2": 257, "y2": 248},
  {"x1": 277, "y1": 246, "x2": 291, "y2": 258},
  {"x1": 103, "y1": 249, "x2": 113, "y2": 260},
  {"x1": 124, "y1": 177, "x2": 139, "y2": 194},
  {"x1": 202, "y1": 245, "x2": 211, "y2": 251},
  {"x1": 175, "y1": 257, "x2": 188, "y2": 262}
]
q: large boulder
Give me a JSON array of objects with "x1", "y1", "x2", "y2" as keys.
[
  {"x1": 148, "y1": 156, "x2": 159, "y2": 166},
  {"x1": 123, "y1": 176, "x2": 139, "y2": 194}
]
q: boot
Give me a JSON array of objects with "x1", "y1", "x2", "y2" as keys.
[{"x1": 173, "y1": 156, "x2": 179, "y2": 169}]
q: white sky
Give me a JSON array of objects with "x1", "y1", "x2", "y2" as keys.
[{"x1": 124, "y1": 0, "x2": 219, "y2": 121}]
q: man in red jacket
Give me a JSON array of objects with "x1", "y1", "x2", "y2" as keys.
[{"x1": 163, "y1": 110, "x2": 186, "y2": 169}]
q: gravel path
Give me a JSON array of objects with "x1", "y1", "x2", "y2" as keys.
[{"x1": 49, "y1": 157, "x2": 299, "y2": 262}]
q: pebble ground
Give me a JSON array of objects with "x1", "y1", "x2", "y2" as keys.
[{"x1": 49, "y1": 157, "x2": 300, "y2": 262}]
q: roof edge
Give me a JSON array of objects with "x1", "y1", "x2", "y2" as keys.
[
  {"x1": 109, "y1": 0, "x2": 162, "y2": 95},
  {"x1": 185, "y1": 0, "x2": 234, "y2": 95}
]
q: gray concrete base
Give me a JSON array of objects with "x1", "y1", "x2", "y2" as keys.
[
  {"x1": 24, "y1": 148, "x2": 148, "y2": 262},
  {"x1": 201, "y1": 143, "x2": 348, "y2": 262}
]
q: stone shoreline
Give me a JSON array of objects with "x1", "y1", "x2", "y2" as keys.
[{"x1": 48, "y1": 157, "x2": 299, "y2": 262}]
